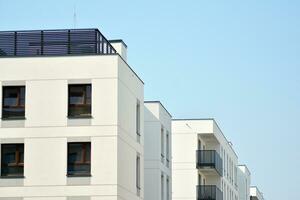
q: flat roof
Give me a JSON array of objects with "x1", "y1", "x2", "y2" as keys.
[
  {"x1": 172, "y1": 118, "x2": 238, "y2": 158},
  {"x1": 238, "y1": 164, "x2": 251, "y2": 175},
  {"x1": 0, "y1": 28, "x2": 144, "y2": 85},
  {"x1": 144, "y1": 101, "x2": 172, "y2": 117},
  {"x1": 108, "y1": 39, "x2": 128, "y2": 48},
  {"x1": 250, "y1": 186, "x2": 264, "y2": 198}
]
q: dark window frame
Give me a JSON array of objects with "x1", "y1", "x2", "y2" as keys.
[
  {"x1": 2, "y1": 86, "x2": 26, "y2": 120},
  {"x1": 67, "y1": 142, "x2": 91, "y2": 176},
  {"x1": 68, "y1": 84, "x2": 92, "y2": 118},
  {"x1": 1, "y1": 143, "x2": 24, "y2": 177}
]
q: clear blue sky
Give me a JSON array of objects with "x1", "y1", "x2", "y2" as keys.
[{"x1": 1, "y1": 0, "x2": 299, "y2": 199}]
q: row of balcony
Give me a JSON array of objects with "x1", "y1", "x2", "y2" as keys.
[{"x1": 196, "y1": 150, "x2": 223, "y2": 200}]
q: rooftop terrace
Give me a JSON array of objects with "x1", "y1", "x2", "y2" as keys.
[{"x1": 0, "y1": 28, "x2": 116, "y2": 57}]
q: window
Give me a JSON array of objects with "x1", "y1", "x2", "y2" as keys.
[
  {"x1": 223, "y1": 182, "x2": 226, "y2": 200},
  {"x1": 166, "y1": 177, "x2": 170, "y2": 200},
  {"x1": 136, "y1": 154, "x2": 141, "y2": 196},
  {"x1": 235, "y1": 166, "x2": 238, "y2": 186},
  {"x1": 68, "y1": 84, "x2": 91, "y2": 118},
  {"x1": 229, "y1": 159, "x2": 231, "y2": 182},
  {"x1": 223, "y1": 150, "x2": 226, "y2": 175},
  {"x1": 198, "y1": 139, "x2": 201, "y2": 150},
  {"x1": 227, "y1": 155, "x2": 229, "y2": 178},
  {"x1": 1, "y1": 144, "x2": 24, "y2": 177},
  {"x1": 67, "y1": 142, "x2": 91, "y2": 176},
  {"x1": 198, "y1": 173, "x2": 202, "y2": 185},
  {"x1": 227, "y1": 187, "x2": 229, "y2": 200},
  {"x1": 136, "y1": 100, "x2": 141, "y2": 142},
  {"x1": 2, "y1": 86, "x2": 25, "y2": 119},
  {"x1": 161, "y1": 173, "x2": 164, "y2": 200},
  {"x1": 161, "y1": 126, "x2": 164, "y2": 163},
  {"x1": 166, "y1": 131, "x2": 170, "y2": 167}
]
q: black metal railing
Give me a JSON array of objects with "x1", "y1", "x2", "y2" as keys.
[
  {"x1": 250, "y1": 196, "x2": 258, "y2": 200},
  {"x1": 0, "y1": 29, "x2": 116, "y2": 57},
  {"x1": 197, "y1": 185, "x2": 223, "y2": 200},
  {"x1": 196, "y1": 150, "x2": 223, "y2": 176}
]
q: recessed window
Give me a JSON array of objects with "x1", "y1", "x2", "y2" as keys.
[
  {"x1": 67, "y1": 142, "x2": 91, "y2": 176},
  {"x1": 161, "y1": 126, "x2": 164, "y2": 163},
  {"x1": 136, "y1": 154, "x2": 141, "y2": 196},
  {"x1": 136, "y1": 100, "x2": 141, "y2": 142},
  {"x1": 2, "y1": 86, "x2": 25, "y2": 119},
  {"x1": 1, "y1": 144, "x2": 24, "y2": 177},
  {"x1": 161, "y1": 173, "x2": 164, "y2": 200},
  {"x1": 166, "y1": 131, "x2": 170, "y2": 167},
  {"x1": 166, "y1": 176, "x2": 170, "y2": 200},
  {"x1": 68, "y1": 84, "x2": 91, "y2": 118},
  {"x1": 198, "y1": 139, "x2": 201, "y2": 150}
]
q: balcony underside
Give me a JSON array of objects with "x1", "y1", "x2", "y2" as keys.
[
  {"x1": 198, "y1": 166, "x2": 221, "y2": 176},
  {"x1": 199, "y1": 133, "x2": 220, "y2": 144}
]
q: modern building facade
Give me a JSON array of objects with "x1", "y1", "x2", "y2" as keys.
[
  {"x1": 172, "y1": 119, "x2": 239, "y2": 200},
  {"x1": 144, "y1": 101, "x2": 172, "y2": 200},
  {"x1": 250, "y1": 187, "x2": 264, "y2": 200},
  {"x1": 237, "y1": 165, "x2": 251, "y2": 200},
  {"x1": 0, "y1": 29, "x2": 144, "y2": 200},
  {"x1": 0, "y1": 28, "x2": 266, "y2": 200}
]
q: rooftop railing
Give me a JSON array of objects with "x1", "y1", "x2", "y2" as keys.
[
  {"x1": 196, "y1": 150, "x2": 223, "y2": 176},
  {"x1": 0, "y1": 29, "x2": 116, "y2": 57}
]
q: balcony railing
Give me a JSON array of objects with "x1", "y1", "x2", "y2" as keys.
[
  {"x1": 197, "y1": 185, "x2": 223, "y2": 200},
  {"x1": 196, "y1": 150, "x2": 223, "y2": 176},
  {"x1": 0, "y1": 29, "x2": 116, "y2": 57}
]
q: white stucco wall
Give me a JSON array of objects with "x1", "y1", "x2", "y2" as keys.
[
  {"x1": 172, "y1": 119, "x2": 239, "y2": 200},
  {"x1": 250, "y1": 187, "x2": 264, "y2": 200},
  {"x1": 237, "y1": 165, "x2": 251, "y2": 200},
  {"x1": 110, "y1": 41, "x2": 127, "y2": 62},
  {"x1": 172, "y1": 132, "x2": 199, "y2": 200},
  {"x1": 144, "y1": 102, "x2": 171, "y2": 200},
  {"x1": 0, "y1": 54, "x2": 144, "y2": 200}
]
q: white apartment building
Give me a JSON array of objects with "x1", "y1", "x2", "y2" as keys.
[
  {"x1": 0, "y1": 29, "x2": 144, "y2": 200},
  {"x1": 144, "y1": 101, "x2": 172, "y2": 200},
  {"x1": 250, "y1": 187, "x2": 264, "y2": 200},
  {"x1": 237, "y1": 165, "x2": 251, "y2": 200},
  {"x1": 172, "y1": 119, "x2": 239, "y2": 200}
]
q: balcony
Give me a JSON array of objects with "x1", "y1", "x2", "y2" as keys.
[
  {"x1": 197, "y1": 185, "x2": 223, "y2": 200},
  {"x1": 196, "y1": 150, "x2": 223, "y2": 176},
  {"x1": 0, "y1": 29, "x2": 116, "y2": 57}
]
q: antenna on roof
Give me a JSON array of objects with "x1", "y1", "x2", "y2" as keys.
[{"x1": 73, "y1": 2, "x2": 77, "y2": 29}]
